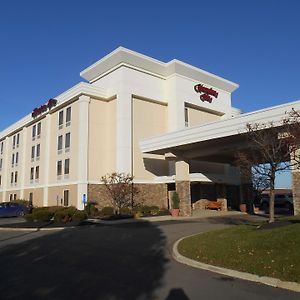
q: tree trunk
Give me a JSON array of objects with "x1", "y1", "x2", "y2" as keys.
[{"x1": 269, "y1": 174, "x2": 275, "y2": 223}]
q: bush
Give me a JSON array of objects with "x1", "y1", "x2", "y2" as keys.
[
  {"x1": 32, "y1": 210, "x2": 54, "y2": 222},
  {"x1": 48, "y1": 206, "x2": 65, "y2": 214},
  {"x1": 172, "y1": 192, "x2": 180, "y2": 209},
  {"x1": 53, "y1": 207, "x2": 76, "y2": 223},
  {"x1": 85, "y1": 202, "x2": 99, "y2": 217},
  {"x1": 72, "y1": 210, "x2": 87, "y2": 222},
  {"x1": 24, "y1": 213, "x2": 34, "y2": 222},
  {"x1": 101, "y1": 206, "x2": 114, "y2": 216},
  {"x1": 142, "y1": 205, "x2": 152, "y2": 214},
  {"x1": 150, "y1": 206, "x2": 160, "y2": 215},
  {"x1": 119, "y1": 207, "x2": 131, "y2": 215}
]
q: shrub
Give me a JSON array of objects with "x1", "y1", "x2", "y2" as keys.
[
  {"x1": 24, "y1": 213, "x2": 34, "y2": 222},
  {"x1": 172, "y1": 192, "x2": 180, "y2": 209},
  {"x1": 142, "y1": 205, "x2": 152, "y2": 214},
  {"x1": 150, "y1": 206, "x2": 159, "y2": 215},
  {"x1": 119, "y1": 207, "x2": 131, "y2": 215},
  {"x1": 32, "y1": 210, "x2": 54, "y2": 222},
  {"x1": 85, "y1": 202, "x2": 99, "y2": 217},
  {"x1": 72, "y1": 210, "x2": 87, "y2": 222},
  {"x1": 53, "y1": 206, "x2": 77, "y2": 223},
  {"x1": 101, "y1": 206, "x2": 114, "y2": 216},
  {"x1": 48, "y1": 206, "x2": 65, "y2": 214}
]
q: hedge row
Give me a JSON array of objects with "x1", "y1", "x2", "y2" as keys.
[{"x1": 25, "y1": 206, "x2": 87, "y2": 223}]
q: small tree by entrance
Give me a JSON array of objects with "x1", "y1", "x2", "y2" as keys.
[
  {"x1": 236, "y1": 109, "x2": 300, "y2": 223},
  {"x1": 100, "y1": 172, "x2": 138, "y2": 214}
]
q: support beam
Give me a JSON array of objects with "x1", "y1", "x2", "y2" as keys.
[
  {"x1": 239, "y1": 167, "x2": 254, "y2": 213},
  {"x1": 175, "y1": 159, "x2": 191, "y2": 216}
]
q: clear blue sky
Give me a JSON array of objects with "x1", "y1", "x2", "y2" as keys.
[{"x1": 1, "y1": 0, "x2": 299, "y2": 187}]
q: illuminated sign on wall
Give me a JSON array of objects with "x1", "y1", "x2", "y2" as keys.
[
  {"x1": 194, "y1": 84, "x2": 218, "y2": 103},
  {"x1": 32, "y1": 99, "x2": 58, "y2": 118}
]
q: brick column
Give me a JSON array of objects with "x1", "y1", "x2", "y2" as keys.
[
  {"x1": 291, "y1": 148, "x2": 300, "y2": 215},
  {"x1": 175, "y1": 159, "x2": 191, "y2": 216}
]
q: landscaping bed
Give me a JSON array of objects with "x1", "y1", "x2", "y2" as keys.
[{"x1": 178, "y1": 221, "x2": 300, "y2": 283}]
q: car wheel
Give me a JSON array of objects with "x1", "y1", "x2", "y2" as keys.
[{"x1": 19, "y1": 211, "x2": 25, "y2": 217}]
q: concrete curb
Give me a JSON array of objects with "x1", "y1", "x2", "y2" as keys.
[
  {"x1": 0, "y1": 226, "x2": 70, "y2": 232},
  {"x1": 172, "y1": 235, "x2": 300, "y2": 293}
]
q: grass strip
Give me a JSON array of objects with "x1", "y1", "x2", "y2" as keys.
[{"x1": 178, "y1": 224, "x2": 300, "y2": 283}]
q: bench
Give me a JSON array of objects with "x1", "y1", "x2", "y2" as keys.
[{"x1": 205, "y1": 200, "x2": 223, "y2": 210}]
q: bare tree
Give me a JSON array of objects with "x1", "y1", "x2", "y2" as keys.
[
  {"x1": 100, "y1": 172, "x2": 139, "y2": 214},
  {"x1": 236, "y1": 109, "x2": 300, "y2": 223}
]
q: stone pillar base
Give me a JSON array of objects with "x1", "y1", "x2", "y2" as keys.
[{"x1": 176, "y1": 181, "x2": 191, "y2": 216}]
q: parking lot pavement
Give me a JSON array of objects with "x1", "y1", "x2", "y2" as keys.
[{"x1": 0, "y1": 216, "x2": 26, "y2": 226}]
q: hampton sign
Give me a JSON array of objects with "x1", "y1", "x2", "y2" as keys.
[
  {"x1": 32, "y1": 99, "x2": 58, "y2": 118},
  {"x1": 194, "y1": 84, "x2": 218, "y2": 103}
]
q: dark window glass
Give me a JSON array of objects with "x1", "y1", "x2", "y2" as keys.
[
  {"x1": 59, "y1": 111, "x2": 64, "y2": 126},
  {"x1": 64, "y1": 159, "x2": 70, "y2": 174},
  {"x1": 58, "y1": 136, "x2": 63, "y2": 151},
  {"x1": 57, "y1": 161, "x2": 62, "y2": 176},
  {"x1": 65, "y1": 133, "x2": 70, "y2": 148}
]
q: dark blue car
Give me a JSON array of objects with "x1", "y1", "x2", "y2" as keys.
[{"x1": 0, "y1": 202, "x2": 31, "y2": 217}]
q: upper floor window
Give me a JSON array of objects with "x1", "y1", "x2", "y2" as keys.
[
  {"x1": 0, "y1": 158, "x2": 2, "y2": 170},
  {"x1": 64, "y1": 158, "x2": 70, "y2": 175},
  {"x1": 16, "y1": 133, "x2": 20, "y2": 147},
  {"x1": 57, "y1": 135, "x2": 63, "y2": 153},
  {"x1": 0, "y1": 175, "x2": 2, "y2": 186},
  {"x1": 15, "y1": 152, "x2": 19, "y2": 166},
  {"x1": 0, "y1": 142, "x2": 3, "y2": 155},
  {"x1": 14, "y1": 171, "x2": 18, "y2": 184},
  {"x1": 12, "y1": 153, "x2": 15, "y2": 166},
  {"x1": 65, "y1": 133, "x2": 71, "y2": 150},
  {"x1": 30, "y1": 167, "x2": 34, "y2": 181},
  {"x1": 11, "y1": 172, "x2": 14, "y2": 184},
  {"x1": 37, "y1": 122, "x2": 41, "y2": 138},
  {"x1": 36, "y1": 144, "x2": 40, "y2": 159},
  {"x1": 184, "y1": 107, "x2": 189, "y2": 127},
  {"x1": 66, "y1": 107, "x2": 71, "y2": 126},
  {"x1": 12, "y1": 135, "x2": 16, "y2": 149},
  {"x1": 58, "y1": 111, "x2": 64, "y2": 129},
  {"x1": 32, "y1": 125, "x2": 36, "y2": 140},
  {"x1": 57, "y1": 160, "x2": 62, "y2": 176},
  {"x1": 31, "y1": 146, "x2": 35, "y2": 161},
  {"x1": 35, "y1": 166, "x2": 39, "y2": 180}
]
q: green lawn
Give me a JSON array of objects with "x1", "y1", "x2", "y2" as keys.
[{"x1": 178, "y1": 223, "x2": 300, "y2": 283}]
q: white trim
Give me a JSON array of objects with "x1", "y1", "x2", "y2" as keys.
[{"x1": 140, "y1": 100, "x2": 300, "y2": 153}]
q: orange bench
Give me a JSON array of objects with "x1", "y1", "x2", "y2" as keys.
[{"x1": 205, "y1": 200, "x2": 222, "y2": 210}]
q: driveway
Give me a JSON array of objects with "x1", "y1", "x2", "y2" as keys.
[{"x1": 0, "y1": 216, "x2": 298, "y2": 300}]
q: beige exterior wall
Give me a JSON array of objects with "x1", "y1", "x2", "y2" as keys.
[
  {"x1": 23, "y1": 188, "x2": 44, "y2": 207},
  {"x1": 133, "y1": 98, "x2": 169, "y2": 180},
  {"x1": 48, "y1": 184, "x2": 78, "y2": 207},
  {"x1": 88, "y1": 98, "x2": 116, "y2": 181},
  {"x1": 187, "y1": 106, "x2": 221, "y2": 127}
]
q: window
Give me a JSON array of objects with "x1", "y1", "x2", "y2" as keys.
[
  {"x1": 35, "y1": 166, "x2": 39, "y2": 180},
  {"x1": 14, "y1": 171, "x2": 18, "y2": 184},
  {"x1": 185, "y1": 107, "x2": 189, "y2": 127},
  {"x1": 9, "y1": 194, "x2": 12, "y2": 201},
  {"x1": 0, "y1": 142, "x2": 3, "y2": 155},
  {"x1": 11, "y1": 172, "x2": 14, "y2": 184},
  {"x1": 58, "y1": 135, "x2": 63, "y2": 152},
  {"x1": 63, "y1": 190, "x2": 69, "y2": 206},
  {"x1": 57, "y1": 160, "x2": 62, "y2": 176},
  {"x1": 36, "y1": 144, "x2": 40, "y2": 159},
  {"x1": 13, "y1": 194, "x2": 17, "y2": 201},
  {"x1": 29, "y1": 192, "x2": 33, "y2": 204},
  {"x1": 66, "y1": 107, "x2": 71, "y2": 126},
  {"x1": 59, "y1": 111, "x2": 64, "y2": 128},
  {"x1": 32, "y1": 125, "x2": 36, "y2": 140},
  {"x1": 16, "y1": 133, "x2": 20, "y2": 147},
  {"x1": 0, "y1": 175, "x2": 1, "y2": 186},
  {"x1": 12, "y1": 153, "x2": 15, "y2": 166},
  {"x1": 15, "y1": 152, "x2": 19, "y2": 166},
  {"x1": 37, "y1": 122, "x2": 41, "y2": 138},
  {"x1": 64, "y1": 158, "x2": 70, "y2": 175},
  {"x1": 0, "y1": 158, "x2": 2, "y2": 170},
  {"x1": 12, "y1": 135, "x2": 16, "y2": 149},
  {"x1": 31, "y1": 146, "x2": 35, "y2": 161},
  {"x1": 30, "y1": 167, "x2": 34, "y2": 181},
  {"x1": 65, "y1": 133, "x2": 70, "y2": 149}
]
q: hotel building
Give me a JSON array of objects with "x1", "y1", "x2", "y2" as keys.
[{"x1": 1, "y1": 47, "x2": 299, "y2": 215}]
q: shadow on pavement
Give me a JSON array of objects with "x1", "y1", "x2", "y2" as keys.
[{"x1": 0, "y1": 221, "x2": 169, "y2": 300}]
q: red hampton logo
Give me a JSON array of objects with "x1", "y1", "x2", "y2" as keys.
[
  {"x1": 32, "y1": 99, "x2": 58, "y2": 118},
  {"x1": 194, "y1": 84, "x2": 218, "y2": 103}
]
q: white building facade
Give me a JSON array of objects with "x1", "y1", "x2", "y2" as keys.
[{"x1": 2, "y1": 47, "x2": 297, "y2": 214}]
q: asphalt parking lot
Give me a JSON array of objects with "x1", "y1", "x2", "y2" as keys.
[{"x1": 0, "y1": 215, "x2": 298, "y2": 300}]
